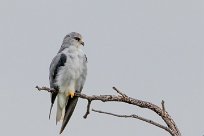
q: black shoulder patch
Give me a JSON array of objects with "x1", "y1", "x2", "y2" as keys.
[
  {"x1": 84, "y1": 54, "x2": 88, "y2": 62},
  {"x1": 53, "y1": 53, "x2": 67, "y2": 80}
]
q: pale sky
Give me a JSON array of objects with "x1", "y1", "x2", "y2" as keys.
[{"x1": 0, "y1": 0, "x2": 203, "y2": 136}]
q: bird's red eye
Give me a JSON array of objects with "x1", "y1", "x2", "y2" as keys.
[{"x1": 74, "y1": 37, "x2": 80, "y2": 41}]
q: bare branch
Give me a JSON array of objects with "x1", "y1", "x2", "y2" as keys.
[
  {"x1": 36, "y1": 86, "x2": 57, "y2": 93},
  {"x1": 161, "y1": 100, "x2": 166, "y2": 112},
  {"x1": 36, "y1": 86, "x2": 181, "y2": 136},
  {"x1": 92, "y1": 109, "x2": 172, "y2": 134},
  {"x1": 112, "y1": 86, "x2": 127, "y2": 97},
  {"x1": 83, "y1": 100, "x2": 91, "y2": 119},
  {"x1": 161, "y1": 100, "x2": 167, "y2": 117}
]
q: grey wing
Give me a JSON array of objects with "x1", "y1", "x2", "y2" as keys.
[
  {"x1": 60, "y1": 54, "x2": 87, "y2": 134},
  {"x1": 49, "y1": 53, "x2": 67, "y2": 119}
]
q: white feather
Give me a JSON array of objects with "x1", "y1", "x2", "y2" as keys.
[{"x1": 55, "y1": 46, "x2": 87, "y2": 122}]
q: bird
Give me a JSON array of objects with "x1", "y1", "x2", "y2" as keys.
[{"x1": 49, "y1": 32, "x2": 87, "y2": 134}]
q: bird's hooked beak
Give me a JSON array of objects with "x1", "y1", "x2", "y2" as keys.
[{"x1": 80, "y1": 39, "x2": 84, "y2": 46}]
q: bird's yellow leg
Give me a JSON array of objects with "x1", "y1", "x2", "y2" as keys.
[
  {"x1": 66, "y1": 80, "x2": 76, "y2": 98},
  {"x1": 67, "y1": 90, "x2": 75, "y2": 98}
]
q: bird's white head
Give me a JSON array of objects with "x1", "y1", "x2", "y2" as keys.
[{"x1": 63, "y1": 32, "x2": 84, "y2": 47}]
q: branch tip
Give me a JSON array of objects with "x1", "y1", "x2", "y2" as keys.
[
  {"x1": 83, "y1": 100, "x2": 92, "y2": 119},
  {"x1": 112, "y1": 87, "x2": 127, "y2": 97},
  {"x1": 161, "y1": 100, "x2": 166, "y2": 113}
]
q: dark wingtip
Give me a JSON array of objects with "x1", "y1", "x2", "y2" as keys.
[
  {"x1": 59, "y1": 121, "x2": 66, "y2": 134},
  {"x1": 59, "y1": 97, "x2": 79, "y2": 134},
  {"x1": 59, "y1": 128, "x2": 64, "y2": 134},
  {"x1": 49, "y1": 104, "x2": 53, "y2": 119}
]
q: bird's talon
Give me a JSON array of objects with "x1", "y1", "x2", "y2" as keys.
[{"x1": 68, "y1": 91, "x2": 75, "y2": 98}]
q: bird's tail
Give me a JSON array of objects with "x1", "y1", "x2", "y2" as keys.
[
  {"x1": 56, "y1": 93, "x2": 67, "y2": 124},
  {"x1": 59, "y1": 96, "x2": 79, "y2": 134}
]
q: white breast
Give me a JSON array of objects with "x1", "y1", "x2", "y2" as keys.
[{"x1": 56, "y1": 47, "x2": 86, "y2": 92}]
